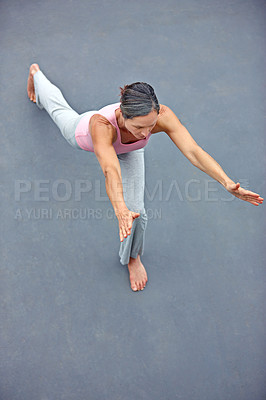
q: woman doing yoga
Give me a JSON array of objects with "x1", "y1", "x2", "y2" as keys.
[{"x1": 27, "y1": 63, "x2": 263, "y2": 292}]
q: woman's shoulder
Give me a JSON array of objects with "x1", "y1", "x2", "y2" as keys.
[
  {"x1": 90, "y1": 113, "x2": 113, "y2": 126},
  {"x1": 89, "y1": 113, "x2": 117, "y2": 143},
  {"x1": 158, "y1": 104, "x2": 176, "y2": 118},
  {"x1": 151, "y1": 104, "x2": 177, "y2": 133},
  {"x1": 90, "y1": 102, "x2": 120, "y2": 127}
]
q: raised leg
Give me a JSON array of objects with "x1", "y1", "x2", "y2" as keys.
[{"x1": 27, "y1": 64, "x2": 82, "y2": 149}]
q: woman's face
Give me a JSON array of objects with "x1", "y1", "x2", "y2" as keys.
[{"x1": 124, "y1": 110, "x2": 158, "y2": 139}]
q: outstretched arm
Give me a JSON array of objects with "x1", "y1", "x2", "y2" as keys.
[
  {"x1": 157, "y1": 105, "x2": 264, "y2": 206},
  {"x1": 91, "y1": 121, "x2": 140, "y2": 241},
  {"x1": 185, "y1": 145, "x2": 263, "y2": 206}
]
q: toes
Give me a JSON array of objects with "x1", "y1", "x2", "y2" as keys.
[
  {"x1": 131, "y1": 281, "x2": 147, "y2": 292},
  {"x1": 140, "y1": 281, "x2": 146, "y2": 290},
  {"x1": 29, "y1": 94, "x2": 36, "y2": 102},
  {"x1": 131, "y1": 283, "x2": 138, "y2": 292},
  {"x1": 131, "y1": 281, "x2": 142, "y2": 292}
]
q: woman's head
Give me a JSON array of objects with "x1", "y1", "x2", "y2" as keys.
[
  {"x1": 119, "y1": 82, "x2": 160, "y2": 139},
  {"x1": 119, "y1": 82, "x2": 160, "y2": 119}
]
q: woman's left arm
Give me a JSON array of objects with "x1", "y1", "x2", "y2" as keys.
[{"x1": 158, "y1": 105, "x2": 264, "y2": 206}]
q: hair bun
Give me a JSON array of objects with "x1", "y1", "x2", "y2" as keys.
[{"x1": 120, "y1": 85, "x2": 128, "y2": 97}]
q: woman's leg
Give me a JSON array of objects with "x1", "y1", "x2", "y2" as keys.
[
  {"x1": 117, "y1": 148, "x2": 148, "y2": 291},
  {"x1": 28, "y1": 64, "x2": 82, "y2": 149}
]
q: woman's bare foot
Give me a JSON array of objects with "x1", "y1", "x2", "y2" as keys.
[
  {"x1": 27, "y1": 63, "x2": 40, "y2": 103},
  {"x1": 128, "y1": 255, "x2": 148, "y2": 292}
]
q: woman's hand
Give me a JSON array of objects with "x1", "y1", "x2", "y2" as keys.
[
  {"x1": 225, "y1": 182, "x2": 264, "y2": 206},
  {"x1": 116, "y1": 209, "x2": 140, "y2": 242}
]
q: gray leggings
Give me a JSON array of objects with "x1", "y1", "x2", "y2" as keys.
[{"x1": 33, "y1": 70, "x2": 148, "y2": 265}]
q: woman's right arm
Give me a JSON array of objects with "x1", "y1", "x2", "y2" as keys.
[{"x1": 91, "y1": 121, "x2": 140, "y2": 242}]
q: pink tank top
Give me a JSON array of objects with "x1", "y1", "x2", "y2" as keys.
[{"x1": 75, "y1": 102, "x2": 152, "y2": 154}]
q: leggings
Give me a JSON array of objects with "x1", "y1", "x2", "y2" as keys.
[{"x1": 33, "y1": 70, "x2": 148, "y2": 265}]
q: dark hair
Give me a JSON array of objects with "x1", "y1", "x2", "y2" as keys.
[{"x1": 119, "y1": 82, "x2": 160, "y2": 119}]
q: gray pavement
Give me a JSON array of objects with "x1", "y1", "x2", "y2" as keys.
[{"x1": 0, "y1": 0, "x2": 265, "y2": 399}]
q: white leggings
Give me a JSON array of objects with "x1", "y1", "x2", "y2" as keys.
[{"x1": 33, "y1": 70, "x2": 148, "y2": 265}]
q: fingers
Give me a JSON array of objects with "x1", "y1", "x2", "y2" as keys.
[
  {"x1": 245, "y1": 199, "x2": 261, "y2": 205},
  {"x1": 236, "y1": 190, "x2": 264, "y2": 203},
  {"x1": 119, "y1": 221, "x2": 133, "y2": 242},
  {"x1": 120, "y1": 226, "x2": 131, "y2": 241},
  {"x1": 243, "y1": 190, "x2": 260, "y2": 196},
  {"x1": 238, "y1": 196, "x2": 263, "y2": 206},
  {"x1": 230, "y1": 185, "x2": 264, "y2": 205},
  {"x1": 248, "y1": 199, "x2": 263, "y2": 205},
  {"x1": 238, "y1": 187, "x2": 261, "y2": 197},
  {"x1": 132, "y1": 212, "x2": 140, "y2": 219},
  {"x1": 118, "y1": 210, "x2": 140, "y2": 242},
  {"x1": 119, "y1": 228, "x2": 124, "y2": 242},
  {"x1": 233, "y1": 186, "x2": 263, "y2": 199}
]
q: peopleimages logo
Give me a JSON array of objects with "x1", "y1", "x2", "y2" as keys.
[
  {"x1": 14, "y1": 179, "x2": 107, "y2": 202},
  {"x1": 13, "y1": 178, "x2": 249, "y2": 221}
]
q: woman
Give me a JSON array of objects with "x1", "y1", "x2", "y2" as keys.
[{"x1": 27, "y1": 64, "x2": 263, "y2": 292}]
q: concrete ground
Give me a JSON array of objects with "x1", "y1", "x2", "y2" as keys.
[{"x1": 0, "y1": 0, "x2": 265, "y2": 399}]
